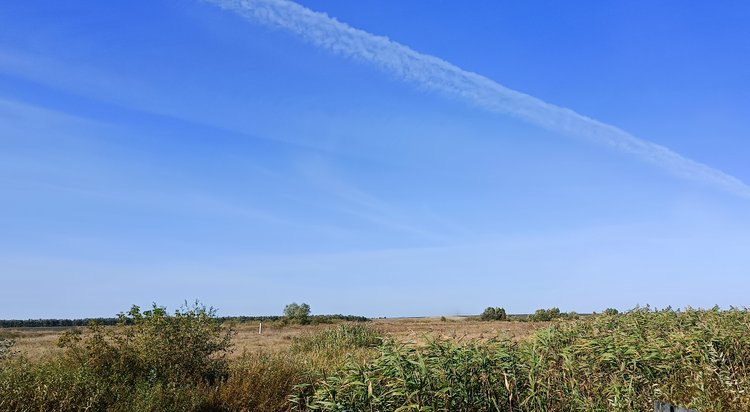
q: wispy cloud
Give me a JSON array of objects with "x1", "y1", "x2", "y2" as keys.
[
  {"x1": 294, "y1": 157, "x2": 453, "y2": 241},
  {"x1": 0, "y1": 98, "x2": 283, "y2": 224},
  {"x1": 209, "y1": 0, "x2": 750, "y2": 199},
  {"x1": 0, "y1": 48, "x2": 381, "y2": 160}
]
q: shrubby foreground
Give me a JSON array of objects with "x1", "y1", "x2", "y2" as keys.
[{"x1": 1, "y1": 306, "x2": 749, "y2": 411}]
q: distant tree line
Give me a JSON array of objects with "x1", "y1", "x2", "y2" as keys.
[
  {"x1": 477, "y1": 307, "x2": 597, "y2": 322},
  {"x1": 0, "y1": 314, "x2": 369, "y2": 328},
  {"x1": 0, "y1": 318, "x2": 122, "y2": 328},
  {"x1": 221, "y1": 314, "x2": 369, "y2": 324}
]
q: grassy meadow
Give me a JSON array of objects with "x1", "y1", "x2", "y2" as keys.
[{"x1": 1, "y1": 305, "x2": 749, "y2": 411}]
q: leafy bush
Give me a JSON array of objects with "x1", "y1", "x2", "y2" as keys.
[
  {"x1": 565, "y1": 310, "x2": 580, "y2": 319},
  {"x1": 479, "y1": 306, "x2": 507, "y2": 321},
  {"x1": 603, "y1": 307, "x2": 620, "y2": 315},
  {"x1": 0, "y1": 302, "x2": 233, "y2": 411},
  {"x1": 528, "y1": 307, "x2": 565, "y2": 321},
  {"x1": 284, "y1": 303, "x2": 312, "y2": 325},
  {"x1": 57, "y1": 302, "x2": 234, "y2": 386}
]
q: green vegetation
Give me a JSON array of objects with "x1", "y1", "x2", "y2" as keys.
[
  {"x1": 479, "y1": 306, "x2": 507, "y2": 321},
  {"x1": 0, "y1": 304, "x2": 378, "y2": 412},
  {"x1": 0, "y1": 339, "x2": 14, "y2": 361},
  {"x1": 298, "y1": 308, "x2": 750, "y2": 412},
  {"x1": 0, "y1": 318, "x2": 123, "y2": 328},
  {"x1": 0, "y1": 302, "x2": 233, "y2": 411},
  {"x1": 217, "y1": 352, "x2": 312, "y2": 412},
  {"x1": 288, "y1": 324, "x2": 385, "y2": 382},
  {"x1": 526, "y1": 307, "x2": 579, "y2": 321},
  {"x1": 0, "y1": 314, "x2": 368, "y2": 329},
  {"x1": 529, "y1": 306, "x2": 561, "y2": 321},
  {"x1": 604, "y1": 307, "x2": 620, "y2": 315},
  {"x1": 291, "y1": 324, "x2": 382, "y2": 353},
  {"x1": 284, "y1": 302, "x2": 312, "y2": 325},
  {"x1": 2, "y1": 305, "x2": 750, "y2": 411}
]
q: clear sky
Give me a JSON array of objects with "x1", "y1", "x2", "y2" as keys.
[{"x1": 1, "y1": 1, "x2": 749, "y2": 318}]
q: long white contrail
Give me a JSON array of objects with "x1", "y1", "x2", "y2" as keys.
[{"x1": 208, "y1": 0, "x2": 750, "y2": 198}]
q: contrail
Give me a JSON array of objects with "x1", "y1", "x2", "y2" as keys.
[{"x1": 208, "y1": 0, "x2": 750, "y2": 198}]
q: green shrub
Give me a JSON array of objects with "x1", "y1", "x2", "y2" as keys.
[
  {"x1": 564, "y1": 310, "x2": 580, "y2": 319},
  {"x1": 0, "y1": 357, "x2": 110, "y2": 411},
  {"x1": 528, "y1": 307, "x2": 565, "y2": 321},
  {"x1": 479, "y1": 306, "x2": 507, "y2": 321},
  {"x1": 284, "y1": 303, "x2": 312, "y2": 325},
  {"x1": 58, "y1": 302, "x2": 234, "y2": 386},
  {"x1": 603, "y1": 307, "x2": 620, "y2": 315},
  {"x1": 0, "y1": 302, "x2": 233, "y2": 411},
  {"x1": 299, "y1": 338, "x2": 520, "y2": 411},
  {"x1": 291, "y1": 324, "x2": 382, "y2": 353}
]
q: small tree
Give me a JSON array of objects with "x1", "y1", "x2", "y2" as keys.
[
  {"x1": 284, "y1": 302, "x2": 311, "y2": 324},
  {"x1": 565, "y1": 311, "x2": 580, "y2": 320},
  {"x1": 530, "y1": 309, "x2": 548, "y2": 321},
  {"x1": 480, "y1": 307, "x2": 507, "y2": 321},
  {"x1": 529, "y1": 307, "x2": 564, "y2": 322},
  {"x1": 603, "y1": 308, "x2": 619, "y2": 316}
]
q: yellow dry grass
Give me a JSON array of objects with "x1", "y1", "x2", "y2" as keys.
[
  {"x1": 3, "y1": 317, "x2": 545, "y2": 362},
  {"x1": 0, "y1": 328, "x2": 70, "y2": 361},
  {"x1": 372, "y1": 316, "x2": 547, "y2": 344}
]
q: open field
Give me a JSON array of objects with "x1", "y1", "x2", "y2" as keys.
[
  {"x1": 3, "y1": 308, "x2": 750, "y2": 411},
  {"x1": 3, "y1": 317, "x2": 548, "y2": 362},
  {"x1": 0, "y1": 328, "x2": 70, "y2": 362}
]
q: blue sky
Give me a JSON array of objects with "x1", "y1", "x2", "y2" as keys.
[{"x1": 1, "y1": 1, "x2": 749, "y2": 318}]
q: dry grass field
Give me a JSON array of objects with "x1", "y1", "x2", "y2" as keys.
[
  {"x1": 3, "y1": 317, "x2": 546, "y2": 362},
  {"x1": 0, "y1": 328, "x2": 70, "y2": 361},
  {"x1": 4, "y1": 309, "x2": 750, "y2": 411}
]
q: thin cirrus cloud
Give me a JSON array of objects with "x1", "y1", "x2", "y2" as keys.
[
  {"x1": 296, "y1": 160, "x2": 455, "y2": 242},
  {"x1": 208, "y1": 0, "x2": 750, "y2": 199}
]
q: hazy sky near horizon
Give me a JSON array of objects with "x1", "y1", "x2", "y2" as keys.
[{"x1": 1, "y1": 1, "x2": 749, "y2": 318}]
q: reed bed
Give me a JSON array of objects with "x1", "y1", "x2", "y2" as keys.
[
  {"x1": 297, "y1": 308, "x2": 750, "y2": 411},
  {"x1": 2, "y1": 307, "x2": 749, "y2": 411}
]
